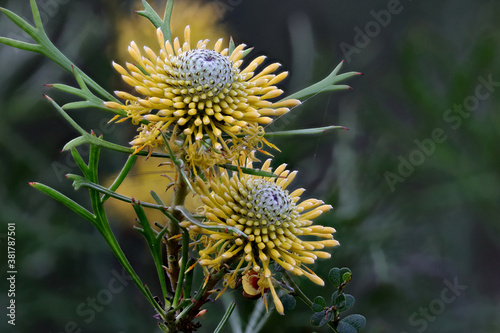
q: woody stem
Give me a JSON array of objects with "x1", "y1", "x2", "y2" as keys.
[{"x1": 167, "y1": 171, "x2": 188, "y2": 293}]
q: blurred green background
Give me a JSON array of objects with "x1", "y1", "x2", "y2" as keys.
[{"x1": 1, "y1": 0, "x2": 499, "y2": 332}]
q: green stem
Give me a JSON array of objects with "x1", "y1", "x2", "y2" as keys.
[
  {"x1": 86, "y1": 144, "x2": 165, "y2": 318},
  {"x1": 132, "y1": 201, "x2": 170, "y2": 308},
  {"x1": 95, "y1": 194, "x2": 165, "y2": 317},
  {"x1": 167, "y1": 174, "x2": 187, "y2": 293},
  {"x1": 283, "y1": 272, "x2": 313, "y2": 309},
  {"x1": 183, "y1": 258, "x2": 196, "y2": 299},
  {"x1": 171, "y1": 230, "x2": 189, "y2": 308},
  {"x1": 175, "y1": 268, "x2": 226, "y2": 323}
]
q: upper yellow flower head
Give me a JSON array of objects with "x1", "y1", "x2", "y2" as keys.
[
  {"x1": 105, "y1": 26, "x2": 300, "y2": 171},
  {"x1": 195, "y1": 156, "x2": 339, "y2": 314}
]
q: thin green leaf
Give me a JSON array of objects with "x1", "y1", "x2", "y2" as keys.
[
  {"x1": 266, "y1": 125, "x2": 348, "y2": 137},
  {"x1": 228, "y1": 37, "x2": 236, "y2": 55},
  {"x1": 46, "y1": 99, "x2": 163, "y2": 156},
  {"x1": 29, "y1": 182, "x2": 96, "y2": 224},
  {"x1": 136, "y1": 0, "x2": 173, "y2": 43},
  {"x1": 30, "y1": 0, "x2": 43, "y2": 30},
  {"x1": 132, "y1": 201, "x2": 154, "y2": 237},
  {"x1": 132, "y1": 201, "x2": 170, "y2": 306},
  {"x1": 150, "y1": 190, "x2": 167, "y2": 207},
  {"x1": 161, "y1": 0, "x2": 174, "y2": 43},
  {"x1": 48, "y1": 83, "x2": 88, "y2": 99},
  {"x1": 70, "y1": 148, "x2": 89, "y2": 175},
  {"x1": 62, "y1": 101, "x2": 94, "y2": 110},
  {"x1": 48, "y1": 72, "x2": 128, "y2": 117},
  {"x1": 214, "y1": 302, "x2": 237, "y2": 333},
  {"x1": 0, "y1": 37, "x2": 40, "y2": 52},
  {"x1": 62, "y1": 135, "x2": 170, "y2": 158},
  {"x1": 241, "y1": 47, "x2": 253, "y2": 59},
  {"x1": 67, "y1": 174, "x2": 166, "y2": 210},
  {"x1": 71, "y1": 64, "x2": 90, "y2": 92},
  {"x1": 136, "y1": 0, "x2": 163, "y2": 29},
  {"x1": 283, "y1": 60, "x2": 360, "y2": 102},
  {"x1": 149, "y1": 191, "x2": 174, "y2": 240},
  {"x1": 63, "y1": 136, "x2": 89, "y2": 151},
  {"x1": 245, "y1": 298, "x2": 271, "y2": 333},
  {"x1": 2, "y1": 1, "x2": 117, "y2": 102},
  {"x1": 0, "y1": 6, "x2": 37, "y2": 38},
  {"x1": 45, "y1": 95, "x2": 88, "y2": 137},
  {"x1": 183, "y1": 257, "x2": 196, "y2": 299}
]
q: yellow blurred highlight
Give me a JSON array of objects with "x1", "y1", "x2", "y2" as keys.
[{"x1": 104, "y1": 156, "x2": 201, "y2": 227}]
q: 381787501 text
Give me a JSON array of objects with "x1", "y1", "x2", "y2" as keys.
[{"x1": 6, "y1": 222, "x2": 16, "y2": 326}]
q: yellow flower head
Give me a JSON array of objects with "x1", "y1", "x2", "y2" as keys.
[
  {"x1": 105, "y1": 26, "x2": 300, "y2": 171},
  {"x1": 195, "y1": 157, "x2": 339, "y2": 314}
]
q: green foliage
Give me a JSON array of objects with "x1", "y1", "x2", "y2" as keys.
[
  {"x1": 313, "y1": 296, "x2": 327, "y2": 312},
  {"x1": 279, "y1": 294, "x2": 297, "y2": 311},
  {"x1": 337, "y1": 294, "x2": 355, "y2": 312},
  {"x1": 310, "y1": 267, "x2": 366, "y2": 332},
  {"x1": 311, "y1": 309, "x2": 333, "y2": 327},
  {"x1": 337, "y1": 315, "x2": 366, "y2": 333},
  {"x1": 328, "y1": 267, "x2": 352, "y2": 288},
  {"x1": 284, "y1": 60, "x2": 360, "y2": 101},
  {"x1": 136, "y1": 0, "x2": 174, "y2": 43}
]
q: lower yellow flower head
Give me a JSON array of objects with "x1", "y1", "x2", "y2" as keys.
[
  {"x1": 195, "y1": 157, "x2": 339, "y2": 314},
  {"x1": 105, "y1": 26, "x2": 300, "y2": 171}
]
